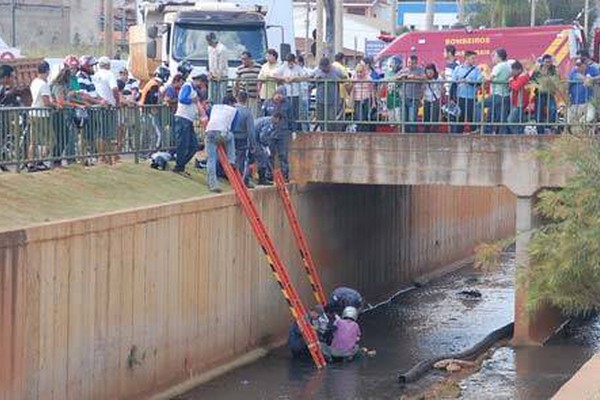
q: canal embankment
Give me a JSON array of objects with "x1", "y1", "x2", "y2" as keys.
[{"x1": 1, "y1": 180, "x2": 515, "y2": 400}]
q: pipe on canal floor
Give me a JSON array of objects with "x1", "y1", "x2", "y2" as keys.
[{"x1": 398, "y1": 322, "x2": 515, "y2": 386}]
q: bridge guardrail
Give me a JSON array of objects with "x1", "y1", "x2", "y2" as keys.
[{"x1": 1, "y1": 75, "x2": 597, "y2": 170}]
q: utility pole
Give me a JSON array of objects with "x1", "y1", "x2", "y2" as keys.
[
  {"x1": 305, "y1": 0, "x2": 311, "y2": 55},
  {"x1": 391, "y1": 0, "x2": 397, "y2": 34},
  {"x1": 334, "y1": 0, "x2": 343, "y2": 54},
  {"x1": 104, "y1": 0, "x2": 114, "y2": 57},
  {"x1": 316, "y1": 0, "x2": 324, "y2": 60},
  {"x1": 11, "y1": 0, "x2": 16, "y2": 46},
  {"x1": 530, "y1": 0, "x2": 536, "y2": 27},
  {"x1": 425, "y1": 0, "x2": 435, "y2": 30},
  {"x1": 584, "y1": 0, "x2": 590, "y2": 36}
]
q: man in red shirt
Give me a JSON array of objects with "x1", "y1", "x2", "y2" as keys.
[{"x1": 507, "y1": 61, "x2": 533, "y2": 134}]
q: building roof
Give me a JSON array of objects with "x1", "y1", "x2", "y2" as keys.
[
  {"x1": 293, "y1": 6, "x2": 391, "y2": 53},
  {"x1": 293, "y1": 0, "x2": 381, "y2": 6}
]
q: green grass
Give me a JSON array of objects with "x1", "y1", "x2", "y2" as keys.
[{"x1": 0, "y1": 162, "x2": 217, "y2": 232}]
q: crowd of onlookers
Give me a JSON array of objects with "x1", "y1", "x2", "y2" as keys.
[{"x1": 1, "y1": 33, "x2": 600, "y2": 180}]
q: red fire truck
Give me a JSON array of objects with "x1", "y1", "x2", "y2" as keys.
[{"x1": 377, "y1": 24, "x2": 599, "y2": 75}]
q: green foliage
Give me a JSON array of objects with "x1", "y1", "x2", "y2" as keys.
[
  {"x1": 468, "y1": 0, "x2": 590, "y2": 28},
  {"x1": 474, "y1": 237, "x2": 514, "y2": 272},
  {"x1": 527, "y1": 136, "x2": 600, "y2": 314}
]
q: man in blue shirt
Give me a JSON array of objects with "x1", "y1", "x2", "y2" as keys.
[
  {"x1": 450, "y1": 50, "x2": 483, "y2": 134},
  {"x1": 253, "y1": 113, "x2": 282, "y2": 185},
  {"x1": 568, "y1": 57, "x2": 598, "y2": 133},
  {"x1": 231, "y1": 91, "x2": 255, "y2": 188}
]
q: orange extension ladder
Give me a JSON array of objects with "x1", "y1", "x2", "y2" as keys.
[
  {"x1": 273, "y1": 169, "x2": 327, "y2": 307},
  {"x1": 216, "y1": 145, "x2": 327, "y2": 369}
]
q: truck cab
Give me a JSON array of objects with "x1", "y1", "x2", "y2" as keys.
[{"x1": 130, "y1": 1, "x2": 293, "y2": 83}]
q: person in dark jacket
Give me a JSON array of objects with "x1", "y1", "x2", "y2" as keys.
[
  {"x1": 261, "y1": 87, "x2": 293, "y2": 180},
  {"x1": 329, "y1": 287, "x2": 364, "y2": 315},
  {"x1": 253, "y1": 113, "x2": 281, "y2": 185},
  {"x1": 231, "y1": 91, "x2": 255, "y2": 188}
]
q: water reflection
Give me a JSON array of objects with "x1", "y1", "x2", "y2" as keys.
[{"x1": 459, "y1": 313, "x2": 600, "y2": 400}]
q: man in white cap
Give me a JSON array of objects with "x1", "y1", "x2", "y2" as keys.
[{"x1": 94, "y1": 56, "x2": 121, "y2": 163}]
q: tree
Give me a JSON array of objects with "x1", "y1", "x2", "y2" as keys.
[
  {"x1": 468, "y1": 0, "x2": 589, "y2": 27},
  {"x1": 526, "y1": 136, "x2": 600, "y2": 314},
  {"x1": 470, "y1": 0, "x2": 546, "y2": 27}
]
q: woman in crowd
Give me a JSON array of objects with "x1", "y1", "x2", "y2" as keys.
[
  {"x1": 50, "y1": 67, "x2": 77, "y2": 165},
  {"x1": 350, "y1": 63, "x2": 375, "y2": 132},
  {"x1": 423, "y1": 63, "x2": 443, "y2": 133}
]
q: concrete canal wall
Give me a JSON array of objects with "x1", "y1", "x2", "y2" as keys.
[{"x1": 0, "y1": 184, "x2": 515, "y2": 399}]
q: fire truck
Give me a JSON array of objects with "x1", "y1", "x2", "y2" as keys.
[{"x1": 377, "y1": 24, "x2": 600, "y2": 75}]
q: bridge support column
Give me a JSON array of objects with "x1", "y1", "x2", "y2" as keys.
[{"x1": 513, "y1": 196, "x2": 564, "y2": 346}]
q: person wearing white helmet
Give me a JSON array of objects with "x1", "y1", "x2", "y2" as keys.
[{"x1": 322, "y1": 306, "x2": 361, "y2": 361}]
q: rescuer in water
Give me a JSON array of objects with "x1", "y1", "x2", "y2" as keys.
[
  {"x1": 329, "y1": 286, "x2": 364, "y2": 315},
  {"x1": 321, "y1": 306, "x2": 361, "y2": 361}
]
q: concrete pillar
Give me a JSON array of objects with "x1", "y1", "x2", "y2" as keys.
[{"x1": 513, "y1": 196, "x2": 564, "y2": 346}]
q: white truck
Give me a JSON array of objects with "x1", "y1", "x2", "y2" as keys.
[{"x1": 130, "y1": 0, "x2": 295, "y2": 82}]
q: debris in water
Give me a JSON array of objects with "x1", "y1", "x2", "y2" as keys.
[
  {"x1": 458, "y1": 290, "x2": 482, "y2": 299},
  {"x1": 361, "y1": 347, "x2": 377, "y2": 357},
  {"x1": 434, "y1": 359, "x2": 478, "y2": 370}
]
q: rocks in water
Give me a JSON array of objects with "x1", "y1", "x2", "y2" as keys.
[
  {"x1": 446, "y1": 363, "x2": 462, "y2": 372},
  {"x1": 434, "y1": 359, "x2": 478, "y2": 372},
  {"x1": 361, "y1": 347, "x2": 377, "y2": 357}
]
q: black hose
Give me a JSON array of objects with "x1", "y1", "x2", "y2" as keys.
[{"x1": 398, "y1": 322, "x2": 514, "y2": 386}]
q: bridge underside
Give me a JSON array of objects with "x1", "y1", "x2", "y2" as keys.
[{"x1": 291, "y1": 133, "x2": 568, "y2": 345}]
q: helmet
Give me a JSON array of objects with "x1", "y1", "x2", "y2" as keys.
[
  {"x1": 79, "y1": 55, "x2": 98, "y2": 73},
  {"x1": 150, "y1": 152, "x2": 171, "y2": 170},
  {"x1": 63, "y1": 54, "x2": 80, "y2": 69},
  {"x1": 177, "y1": 60, "x2": 193, "y2": 79},
  {"x1": 441, "y1": 102, "x2": 461, "y2": 119},
  {"x1": 154, "y1": 65, "x2": 170, "y2": 83},
  {"x1": 386, "y1": 56, "x2": 403, "y2": 74},
  {"x1": 342, "y1": 306, "x2": 358, "y2": 321}
]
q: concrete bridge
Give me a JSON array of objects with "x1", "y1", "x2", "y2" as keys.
[{"x1": 290, "y1": 133, "x2": 570, "y2": 346}]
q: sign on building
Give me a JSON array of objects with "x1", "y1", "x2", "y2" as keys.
[{"x1": 365, "y1": 39, "x2": 387, "y2": 58}]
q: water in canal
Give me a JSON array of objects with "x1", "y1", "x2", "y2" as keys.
[{"x1": 177, "y1": 252, "x2": 600, "y2": 399}]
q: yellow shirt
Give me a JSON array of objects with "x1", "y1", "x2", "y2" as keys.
[{"x1": 258, "y1": 62, "x2": 280, "y2": 100}]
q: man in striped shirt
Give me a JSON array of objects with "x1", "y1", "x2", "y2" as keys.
[
  {"x1": 77, "y1": 55, "x2": 105, "y2": 162},
  {"x1": 235, "y1": 51, "x2": 262, "y2": 116}
]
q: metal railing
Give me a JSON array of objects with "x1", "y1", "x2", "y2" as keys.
[
  {"x1": 0, "y1": 105, "x2": 181, "y2": 171},
  {"x1": 1, "y1": 76, "x2": 598, "y2": 171},
  {"x1": 222, "y1": 76, "x2": 600, "y2": 135}
]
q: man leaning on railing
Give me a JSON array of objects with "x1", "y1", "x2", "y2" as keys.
[
  {"x1": 308, "y1": 57, "x2": 345, "y2": 132},
  {"x1": 29, "y1": 61, "x2": 55, "y2": 171}
]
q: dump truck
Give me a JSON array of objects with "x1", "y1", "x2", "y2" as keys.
[
  {"x1": 377, "y1": 24, "x2": 600, "y2": 75},
  {"x1": 130, "y1": 0, "x2": 294, "y2": 82}
]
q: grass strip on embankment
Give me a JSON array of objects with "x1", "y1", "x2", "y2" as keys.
[{"x1": 0, "y1": 162, "x2": 216, "y2": 232}]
